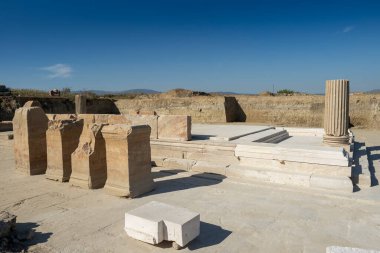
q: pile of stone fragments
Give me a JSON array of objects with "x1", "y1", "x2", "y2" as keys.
[{"x1": 0, "y1": 211, "x2": 34, "y2": 252}]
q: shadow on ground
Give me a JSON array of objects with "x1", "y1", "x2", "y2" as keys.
[
  {"x1": 155, "y1": 221, "x2": 232, "y2": 250},
  {"x1": 16, "y1": 222, "x2": 52, "y2": 245},
  {"x1": 1, "y1": 222, "x2": 52, "y2": 252},
  {"x1": 143, "y1": 171, "x2": 226, "y2": 196},
  {"x1": 151, "y1": 169, "x2": 184, "y2": 179},
  {"x1": 188, "y1": 221, "x2": 232, "y2": 250},
  {"x1": 367, "y1": 145, "x2": 380, "y2": 186}
]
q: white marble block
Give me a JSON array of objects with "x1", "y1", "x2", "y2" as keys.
[{"x1": 125, "y1": 201, "x2": 200, "y2": 247}]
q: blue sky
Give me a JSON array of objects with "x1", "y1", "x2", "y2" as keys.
[{"x1": 0, "y1": 0, "x2": 379, "y2": 93}]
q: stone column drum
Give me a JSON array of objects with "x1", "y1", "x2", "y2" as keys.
[
  {"x1": 45, "y1": 118, "x2": 83, "y2": 182},
  {"x1": 101, "y1": 124, "x2": 154, "y2": 197},
  {"x1": 75, "y1": 94, "x2": 86, "y2": 114},
  {"x1": 323, "y1": 80, "x2": 350, "y2": 146},
  {"x1": 13, "y1": 101, "x2": 49, "y2": 175}
]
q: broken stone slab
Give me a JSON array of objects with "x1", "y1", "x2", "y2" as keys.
[
  {"x1": 326, "y1": 246, "x2": 380, "y2": 253},
  {"x1": 101, "y1": 124, "x2": 154, "y2": 197},
  {"x1": 45, "y1": 118, "x2": 83, "y2": 182},
  {"x1": 125, "y1": 201, "x2": 200, "y2": 248},
  {"x1": 158, "y1": 115, "x2": 191, "y2": 141},
  {"x1": 70, "y1": 123, "x2": 107, "y2": 189},
  {"x1": 13, "y1": 102, "x2": 49, "y2": 175}
]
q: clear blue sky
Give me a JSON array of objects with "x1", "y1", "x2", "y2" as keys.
[{"x1": 0, "y1": 0, "x2": 379, "y2": 93}]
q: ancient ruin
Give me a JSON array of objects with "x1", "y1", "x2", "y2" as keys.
[
  {"x1": 1, "y1": 81, "x2": 379, "y2": 252},
  {"x1": 70, "y1": 123, "x2": 107, "y2": 189},
  {"x1": 45, "y1": 116, "x2": 83, "y2": 182},
  {"x1": 12, "y1": 101, "x2": 48, "y2": 175},
  {"x1": 323, "y1": 80, "x2": 350, "y2": 146},
  {"x1": 102, "y1": 124, "x2": 154, "y2": 197}
]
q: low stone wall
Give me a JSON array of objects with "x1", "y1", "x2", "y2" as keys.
[
  {"x1": 235, "y1": 94, "x2": 380, "y2": 129},
  {"x1": 0, "y1": 96, "x2": 119, "y2": 121},
  {"x1": 115, "y1": 96, "x2": 244, "y2": 123},
  {"x1": 2, "y1": 93, "x2": 379, "y2": 129}
]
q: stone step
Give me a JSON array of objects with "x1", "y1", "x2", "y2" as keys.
[
  {"x1": 231, "y1": 129, "x2": 289, "y2": 144},
  {"x1": 235, "y1": 143, "x2": 349, "y2": 167},
  {"x1": 226, "y1": 165, "x2": 353, "y2": 193},
  {"x1": 152, "y1": 157, "x2": 353, "y2": 193}
]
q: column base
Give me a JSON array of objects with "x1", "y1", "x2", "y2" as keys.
[{"x1": 323, "y1": 134, "x2": 349, "y2": 146}]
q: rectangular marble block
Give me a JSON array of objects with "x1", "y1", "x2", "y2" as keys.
[
  {"x1": 13, "y1": 104, "x2": 49, "y2": 175},
  {"x1": 125, "y1": 201, "x2": 200, "y2": 247},
  {"x1": 158, "y1": 115, "x2": 191, "y2": 141},
  {"x1": 46, "y1": 119, "x2": 83, "y2": 182},
  {"x1": 101, "y1": 124, "x2": 154, "y2": 197}
]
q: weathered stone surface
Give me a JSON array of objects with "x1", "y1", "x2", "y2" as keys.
[
  {"x1": 46, "y1": 114, "x2": 76, "y2": 121},
  {"x1": 326, "y1": 246, "x2": 380, "y2": 253},
  {"x1": 124, "y1": 115, "x2": 158, "y2": 139},
  {"x1": 75, "y1": 95, "x2": 86, "y2": 114},
  {"x1": 125, "y1": 201, "x2": 200, "y2": 247},
  {"x1": 13, "y1": 104, "x2": 48, "y2": 175},
  {"x1": 324, "y1": 80, "x2": 350, "y2": 146},
  {"x1": 158, "y1": 115, "x2": 191, "y2": 141},
  {"x1": 101, "y1": 124, "x2": 154, "y2": 197},
  {"x1": 45, "y1": 118, "x2": 83, "y2": 182},
  {"x1": 70, "y1": 123, "x2": 107, "y2": 189},
  {"x1": 78, "y1": 114, "x2": 159, "y2": 140}
]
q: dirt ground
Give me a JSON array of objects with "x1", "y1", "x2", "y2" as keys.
[{"x1": 0, "y1": 130, "x2": 380, "y2": 253}]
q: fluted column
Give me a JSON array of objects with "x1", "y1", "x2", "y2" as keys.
[{"x1": 323, "y1": 80, "x2": 350, "y2": 146}]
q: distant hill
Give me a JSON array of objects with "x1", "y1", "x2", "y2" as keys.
[
  {"x1": 367, "y1": 89, "x2": 380, "y2": 94},
  {"x1": 210, "y1": 91, "x2": 239, "y2": 95},
  {"x1": 75, "y1": 89, "x2": 161, "y2": 95}
]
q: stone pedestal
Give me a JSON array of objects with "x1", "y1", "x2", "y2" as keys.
[
  {"x1": 323, "y1": 80, "x2": 350, "y2": 146},
  {"x1": 45, "y1": 119, "x2": 83, "y2": 182},
  {"x1": 101, "y1": 124, "x2": 154, "y2": 197},
  {"x1": 13, "y1": 101, "x2": 49, "y2": 175},
  {"x1": 75, "y1": 95, "x2": 86, "y2": 114},
  {"x1": 70, "y1": 123, "x2": 107, "y2": 189}
]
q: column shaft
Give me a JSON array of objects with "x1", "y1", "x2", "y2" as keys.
[{"x1": 323, "y1": 80, "x2": 350, "y2": 145}]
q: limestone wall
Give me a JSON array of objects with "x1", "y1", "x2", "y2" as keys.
[
  {"x1": 114, "y1": 96, "x2": 244, "y2": 123},
  {"x1": 0, "y1": 97, "x2": 119, "y2": 120},
  {"x1": 1, "y1": 93, "x2": 379, "y2": 129},
  {"x1": 114, "y1": 93, "x2": 380, "y2": 129},
  {"x1": 235, "y1": 94, "x2": 380, "y2": 129}
]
